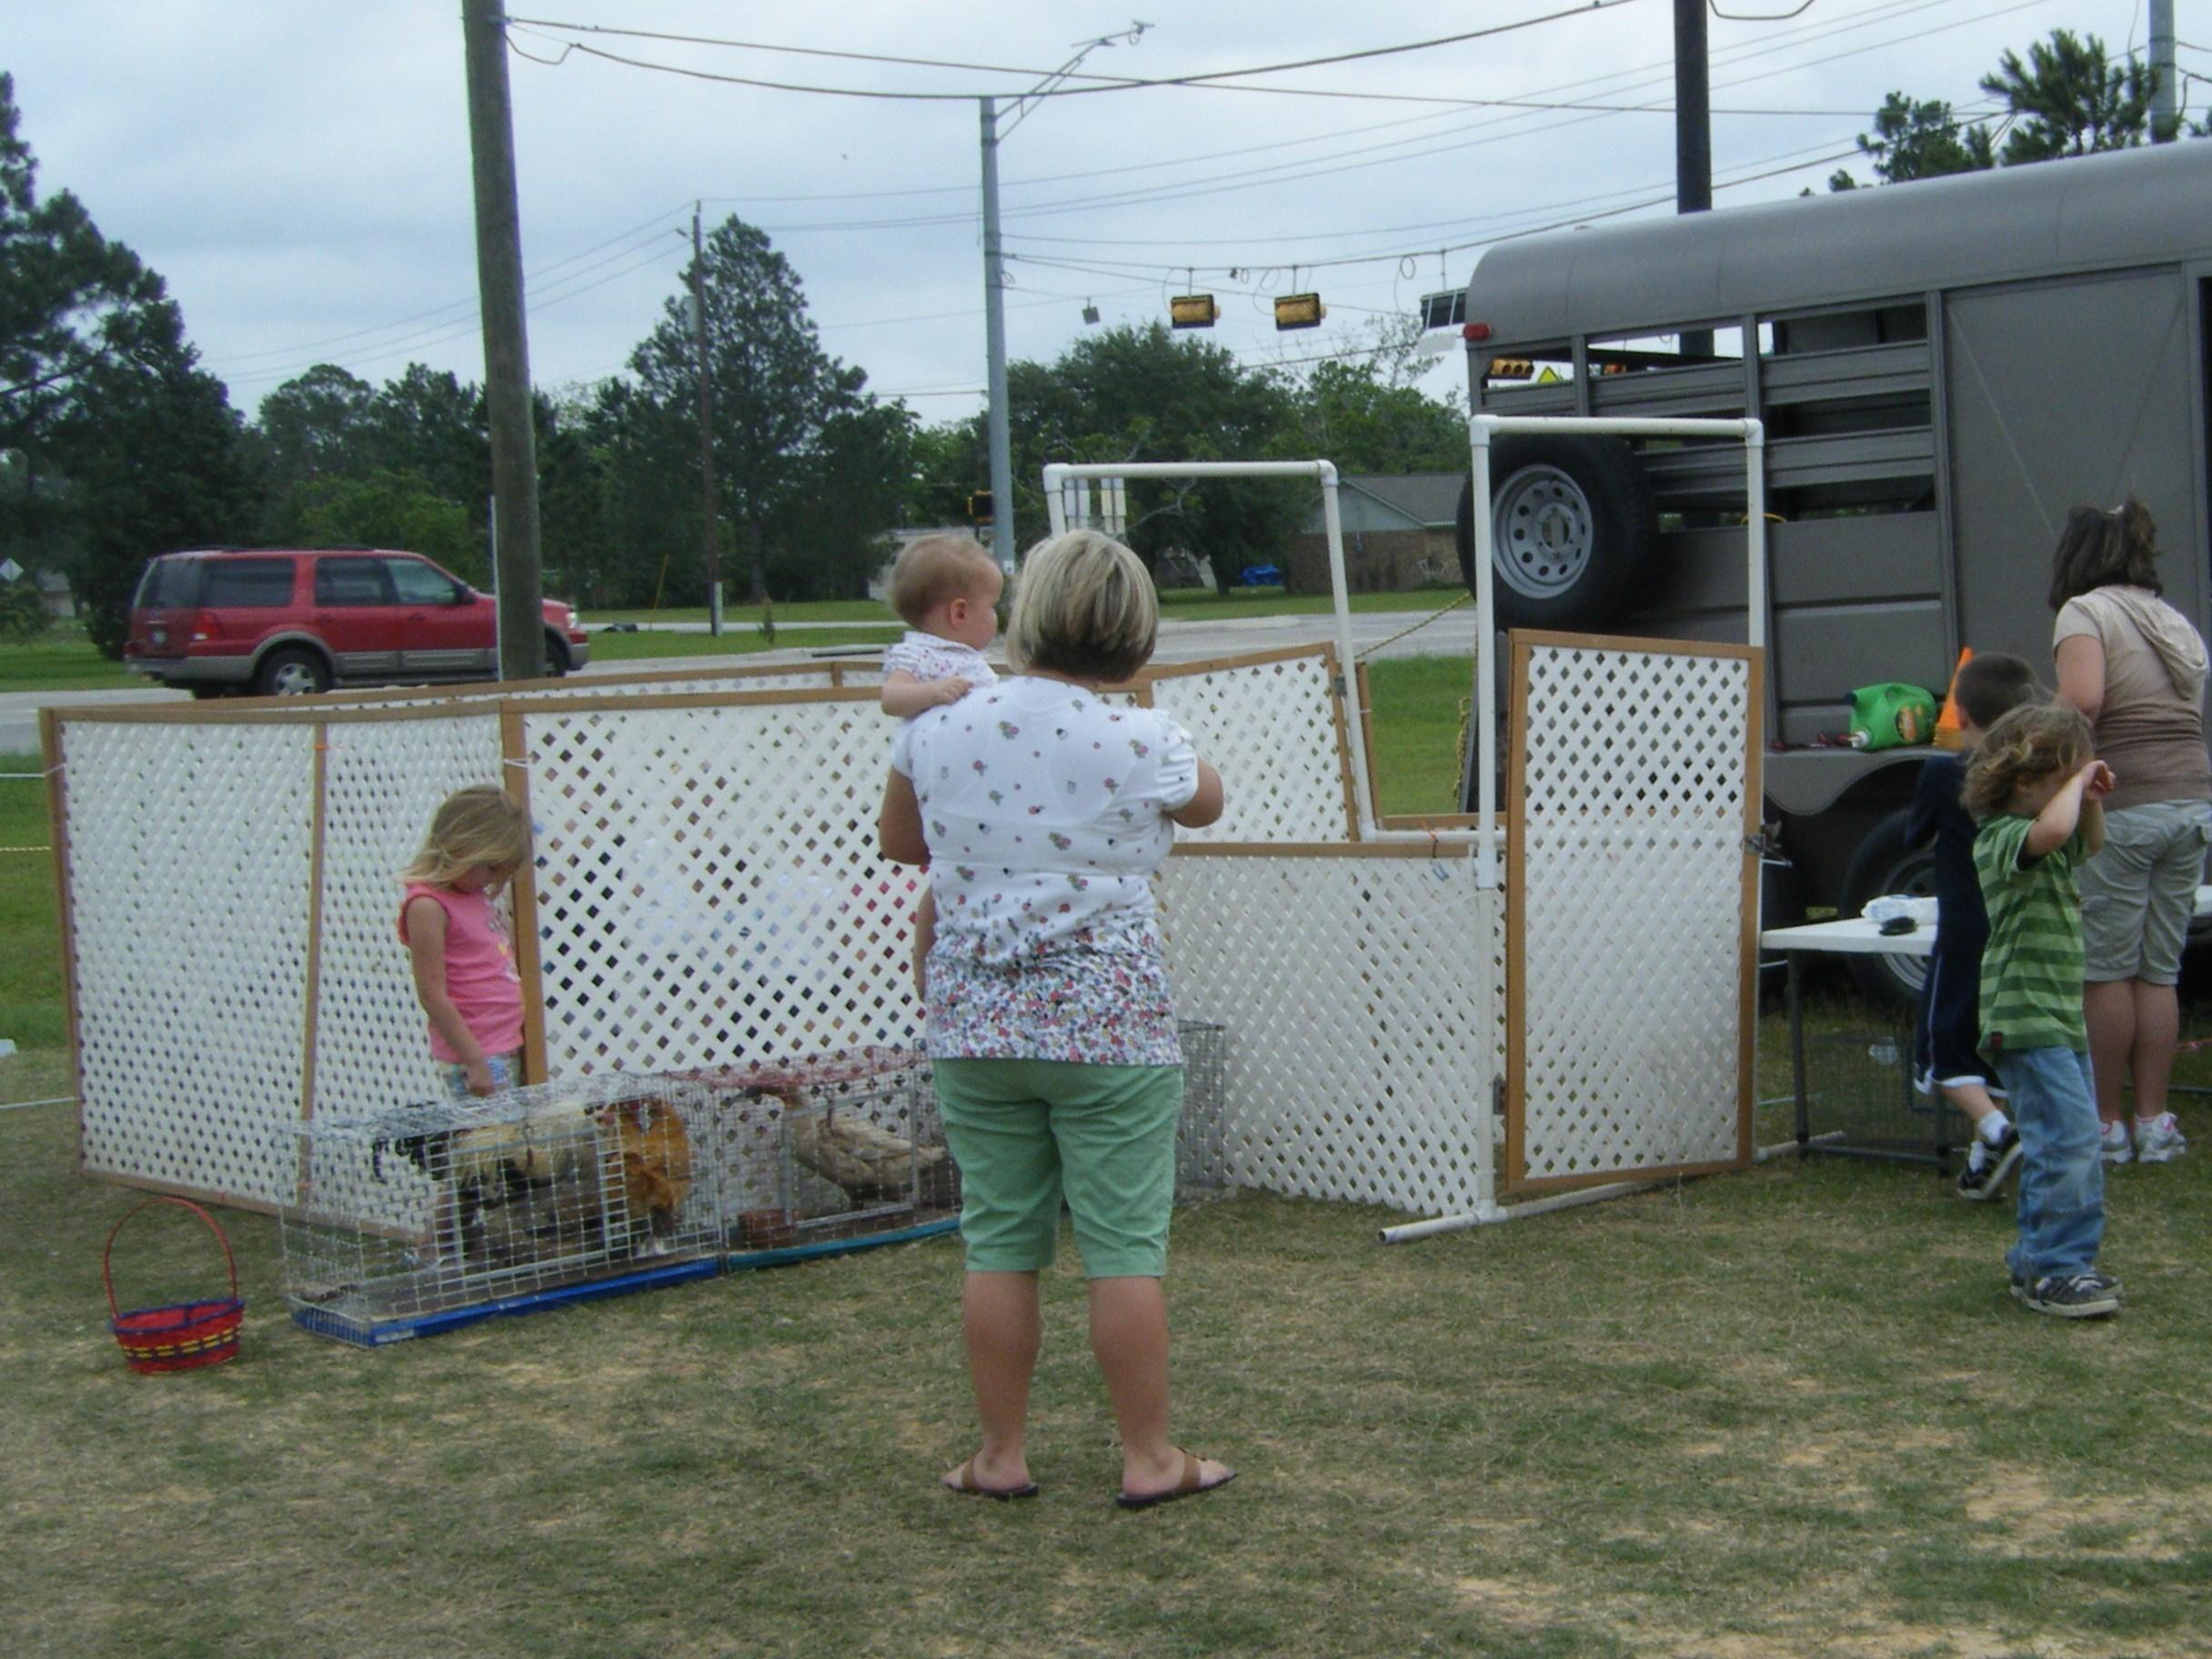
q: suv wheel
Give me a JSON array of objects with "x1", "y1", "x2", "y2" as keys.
[
  {"x1": 543, "y1": 632, "x2": 572, "y2": 678},
  {"x1": 255, "y1": 648, "x2": 331, "y2": 697}
]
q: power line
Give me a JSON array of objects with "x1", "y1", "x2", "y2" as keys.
[
  {"x1": 679, "y1": 0, "x2": 1947, "y2": 209},
  {"x1": 507, "y1": 4, "x2": 1649, "y2": 104}
]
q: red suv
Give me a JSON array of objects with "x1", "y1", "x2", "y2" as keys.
[{"x1": 124, "y1": 548, "x2": 589, "y2": 697}]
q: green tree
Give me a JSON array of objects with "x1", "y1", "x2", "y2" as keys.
[
  {"x1": 1279, "y1": 357, "x2": 1465, "y2": 474},
  {"x1": 1827, "y1": 93, "x2": 1996, "y2": 190},
  {"x1": 0, "y1": 73, "x2": 253, "y2": 654},
  {"x1": 0, "y1": 568, "x2": 51, "y2": 642},
  {"x1": 998, "y1": 322, "x2": 1299, "y2": 586},
  {"x1": 69, "y1": 317, "x2": 256, "y2": 656},
  {"x1": 1830, "y1": 29, "x2": 2169, "y2": 192},
  {"x1": 1983, "y1": 29, "x2": 2158, "y2": 160},
  {"x1": 0, "y1": 74, "x2": 166, "y2": 472},
  {"x1": 628, "y1": 217, "x2": 871, "y2": 604},
  {"x1": 248, "y1": 364, "x2": 377, "y2": 533},
  {"x1": 367, "y1": 364, "x2": 488, "y2": 516},
  {"x1": 769, "y1": 398, "x2": 917, "y2": 599},
  {"x1": 287, "y1": 468, "x2": 478, "y2": 580}
]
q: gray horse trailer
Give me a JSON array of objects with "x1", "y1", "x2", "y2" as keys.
[{"x1": 1447, "y1": 138, "x2": 2212, "y2": 996}]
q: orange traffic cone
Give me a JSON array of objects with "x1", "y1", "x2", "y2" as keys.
[{"x1": 1934, "y1": 648, "x2": 1973, "y2": 750}]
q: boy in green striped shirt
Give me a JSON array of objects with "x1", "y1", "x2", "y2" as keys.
[{"x1": 1966, "y1": 701, "x2": 2118, "y2": 1318}]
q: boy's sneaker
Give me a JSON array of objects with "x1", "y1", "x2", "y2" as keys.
[
  {"x1": 1956, "y1": 1125, "x2": 2022, "y2": 1201},
  {"x1": 2132, "y1": 1112, "x2": 2187, "y2": 1163},
  {"x1": 2015, "y1": 1272, "x2": 2122, "y2": 1319},
  {"x1": 2098, "y1": 1120, "x2": 2134, "y2": 1164}
]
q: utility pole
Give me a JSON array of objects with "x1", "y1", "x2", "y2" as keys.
[
  {"x1": 689, "y1": 206, "x2": 723, "y2": 635},
  {"x1": 2151, "y1": 0, "x2": 2178, "y2": 141},
  {"x1": 1674, "y1": 0, "x2": 1713, "y2": 360},
  {"x1": 460, "y1": 0, "x2": 545, "y2": 681},
  {"x1": 979, "y1": 26, "x2": 1147, "y2": 573},
  {"x1": 980, "y1": 98, "x2": 1014, "y2": 574}
]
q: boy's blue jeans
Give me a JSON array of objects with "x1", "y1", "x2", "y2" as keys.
[{"x1": 1990, "y1": 1046, "x2": 2105, "y2": 1282}]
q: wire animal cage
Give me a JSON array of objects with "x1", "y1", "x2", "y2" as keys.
[
  {"x1": 1175, "y1": 1020, "x2": 1232, "y2": 1197},
  {"x1": 684, "y1": 1048, "x2": 960, "y2": 1262},
  {"x1": 283, "y1": 1072, "x2": 722, "y2": 1345}
]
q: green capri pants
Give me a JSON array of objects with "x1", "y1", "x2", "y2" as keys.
[{"x1": 931, "y1": 1057, "x2": 1183, "y2": 1278}]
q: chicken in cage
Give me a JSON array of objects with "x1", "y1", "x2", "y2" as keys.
[
  {"x1": 683, "y1": 1049, "x2": 960, "y2": 1254},
  {"x1": 283, "y1": 1072, "x2": 720, "y2": 1345}
]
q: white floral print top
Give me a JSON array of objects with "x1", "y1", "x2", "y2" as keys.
[
  {"x1": 882, "y1": 631, "x2": 999, "y2": 699},
  {"x1": 889, "y1": 676, "x2": 1200, "y2": 1065}
]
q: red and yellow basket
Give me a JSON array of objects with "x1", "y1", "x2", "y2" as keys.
[{"x1": 102, "y1": 1197, "x2": 244, "y2": 1374}]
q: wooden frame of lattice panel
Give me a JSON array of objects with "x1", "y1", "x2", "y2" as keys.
[
  {"x1": 1352, "y1": 659, "x2": 1484, "y2": 836},
  {"x1": 1160, "y1": 843, "x2": 1500, "y2": 1218},
  {"x1": 1503, "y1": 630, "x2": 1764, "y2": 1197},
  {"x1": 53, "y1": 715, "x2": 320, "y2": 1212}
]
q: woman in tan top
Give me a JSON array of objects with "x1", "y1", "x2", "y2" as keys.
[{"x1": 2050, "y1": 500, "x2": 2211, "y2": 1165}]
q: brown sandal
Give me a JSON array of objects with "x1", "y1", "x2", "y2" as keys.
[
  {"x1": 941, "y1": 1456, "x2": 1039, "y2": 1501},
  {"x1": 1115, "y1": 1447, "x2": 1237, "y2": 1510}
]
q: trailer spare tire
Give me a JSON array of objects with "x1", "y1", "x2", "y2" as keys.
[{"x1": 1455, "y1": 434, "x2": 1657, "y2": 630}]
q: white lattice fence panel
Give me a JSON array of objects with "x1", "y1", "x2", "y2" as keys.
[
  {"x1": 328, "y1": 668, "x2": 840, "y2": 714},
  {"x1": 521, "y1": 698, "x2": 922, "y2": 1077},
  {"x1": 1159, "y1": 852, "x2": 1498, "y2": 1217},
  {"x1": 311, "y1": 712, "x2": 508, "y2": 1122},
  {"x1": 1511, "y1": 640, "x2": 1755, "y2": 1191},
  {"x1": 62, "y1": 720, "x2": 316, "y2": 1207},
  {"x1": 1147, "y1": 650, "x2": 1352, "y2": 842}
]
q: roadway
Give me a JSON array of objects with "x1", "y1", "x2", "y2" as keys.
[{"x1": 0, "y1": 606, "x2": 1481, "y2": 755}]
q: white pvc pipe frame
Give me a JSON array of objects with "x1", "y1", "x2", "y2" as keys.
[
  {"x1": 1043, "y1": 417, "x2": 1767, "y2": 1234},
  {"x1": 1041, "y1": 417, "x2": 1765, "y2": 891}
]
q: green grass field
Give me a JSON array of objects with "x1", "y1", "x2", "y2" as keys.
[{"x1": 5, "y1": 666, "x2": 2212, "y2": 1656}]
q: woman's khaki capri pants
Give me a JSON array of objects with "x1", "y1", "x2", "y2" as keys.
[
  {"x1": 931, "y1": 1057, "x2": 1182, "y2": 1279},
  {"x1": 2078, "y1": 798, "x2": 2212, "y2": 985}
]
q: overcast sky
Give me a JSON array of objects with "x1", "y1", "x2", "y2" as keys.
[{"x1": 4, "y1": 0, "x2": 2178, "y2": 427}]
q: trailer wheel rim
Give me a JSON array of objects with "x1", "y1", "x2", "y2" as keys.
[{"x1": 1493, "y1": 466, "x2": 1595, "y2": 600}]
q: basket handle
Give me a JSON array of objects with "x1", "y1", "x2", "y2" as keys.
[{"x1": 102, "y1": 1196, "x2": 240, "y2": 1321}]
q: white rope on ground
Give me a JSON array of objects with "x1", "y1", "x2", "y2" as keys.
[{"x1": 0, "y1": 1097, "x2": 74, "y2": 1112}]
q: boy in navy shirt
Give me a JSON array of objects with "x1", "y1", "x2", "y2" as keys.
[{"x1": 1905, "y1": 653, "x2": 2042, "y2": 1197}]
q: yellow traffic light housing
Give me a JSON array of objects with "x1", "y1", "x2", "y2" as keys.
[
  {"x1": 1169, "y1": 294, "x2": 1220, "y2": 328},
  {"x1": 1273, "y1": 293, "x2": 1326, "y2": 331},
  {"x1": 966, "y1": 490, "x2": 993, "y2": 524}
]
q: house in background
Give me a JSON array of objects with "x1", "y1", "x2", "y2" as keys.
[{"x1": 1285, "y1": 473, "x2": 1462, "y2": 595}]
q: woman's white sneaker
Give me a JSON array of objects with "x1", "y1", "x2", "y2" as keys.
[
  {"x1": 2133, "y1": 1112, "x2": 2187, "y2": 1163},
  {"x1": 2099, "y1": 1120, "x2": 2134, "y2": 1163}
]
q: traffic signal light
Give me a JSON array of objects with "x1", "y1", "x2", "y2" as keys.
[
  {"x1": 1169, "y1": 294, "x2": 1219, "y2": 328},
  {"x1": 1273, "y1": 293, "x2": 1326, "y2": 330},
  {"x1": 966, "y1": 490, "x2": 992, "y2": 524}
]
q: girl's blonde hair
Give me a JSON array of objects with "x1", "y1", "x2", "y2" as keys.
[
  {"x1": 1961, "y1": 700, "x2": 2093, "y2": 820},
  {"x1": 401, "y1": 785, "x2": 530, "y2": 887},
  {"x1": 889, "y1": 535, "x2": 999, "y2": 628},
  {"x1": 1003, "y1": 529, "x2": 1157, "y2": 682}
]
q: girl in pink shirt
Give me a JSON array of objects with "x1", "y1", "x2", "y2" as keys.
[{"x1": 397, "y1": 786, "x2": 530, "y2": 1098}]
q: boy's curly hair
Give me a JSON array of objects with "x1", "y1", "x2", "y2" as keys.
[{"x1": 1961, "y1": 700, "x2": 2093, "y2": 820}]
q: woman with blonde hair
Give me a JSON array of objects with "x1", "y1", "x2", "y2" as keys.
[{"x1": 878, "y1": 529, "x2": 1235, "y2": 1507}]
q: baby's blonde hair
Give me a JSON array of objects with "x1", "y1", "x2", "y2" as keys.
[
  {"x1": 1003, "y1": 529, "x2": 1157, "y2": 682},
  {"x1": 401, "y1": 785, "x2": 530, "y2": 887},
  {"x1": 889, "y1": 535, "x2": 999, "y2": 628},
  {"x1": 1962, "y1": 700, "x2": 2093, "y2": 820}
]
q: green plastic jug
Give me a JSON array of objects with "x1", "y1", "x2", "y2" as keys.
[{"x1": 1847, "y1": 682, "x2": 1936, "y2": 750}]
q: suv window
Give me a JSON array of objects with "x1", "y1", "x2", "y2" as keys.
[
  {"x1": 199, "y1": 558, "x2": 296, "y2": 608},
  {"x1": 134, "y1": 558, "x2": 205, "y2": 609},
  {"x1": 385, "y1": 558, "x2": 462, "y2": 607},
  {"x1": 315, "y1": 557, "x2": 392, "y2": 607}
]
